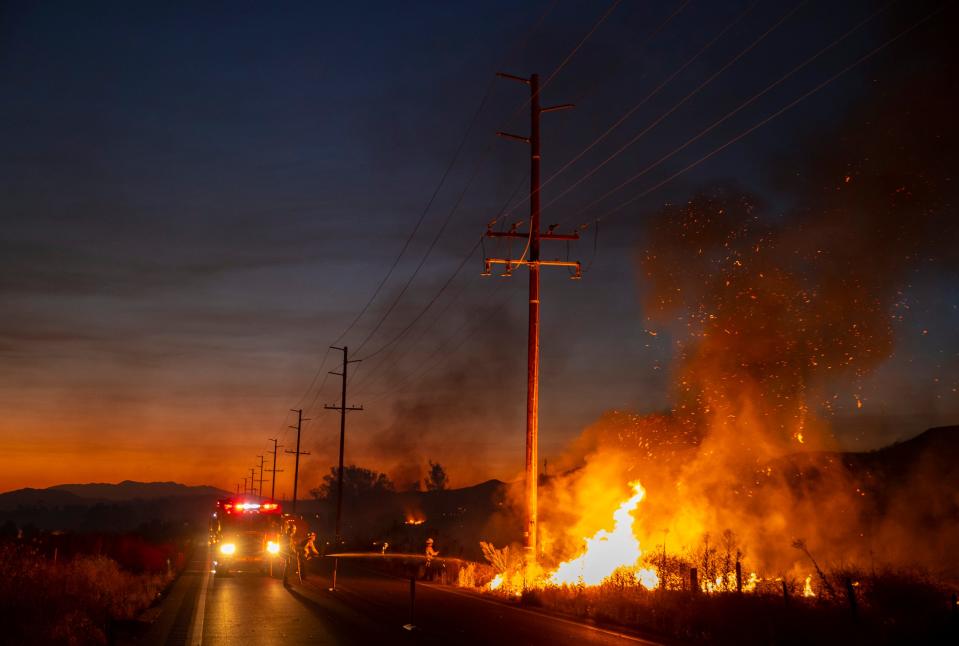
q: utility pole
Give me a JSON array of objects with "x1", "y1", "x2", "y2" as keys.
[
  {"x1": 235, "y1": 483, "x2": 240, "y2": 496},
  {"x1": 249, "y1": 468, "x2": 256, "y2": 497},
  {"x1": 325, "y1": 345, "x2": 363, "y2": 590},
  {"x1": 483, "y1": 72, "x2": 578, "y2": 562},
  {"x1": 257, "y1": 455, "x2": 266, "y2": 499},
  {"x1": 242, "y1": 477, "x2": 248, "y2": 497},
  {"x1": 285, "y1": 409, "x2": 311, "y2": 514},
  {"x1": 267, "y1": 438, "x2": 284, "y2": 502}
]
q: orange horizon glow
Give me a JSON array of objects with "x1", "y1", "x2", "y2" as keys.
[{"x1": 0, "y1": 413, "x2": 523, "y2": 494}]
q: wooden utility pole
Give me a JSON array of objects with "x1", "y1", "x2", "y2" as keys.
[
  {"x1": 325, "y1": 345, "x2": 363, "y2": 590},
  {"x1": 257, "y1": 455, "x2": 266, "y2": 499},
  {"x1": 285, "y1": 409, "x2": 311, "y2": 513},
  {"x1": 267, "y1": 437, "x2": 284, "y2": 502},
  {"x1": 242, "y1": 477, "x2": 248, "y2": 496},
  {"x1": 249, "y1": 468, "x2": 256, "y2": 497},
  {"x1": 483, "y1": 72, "x2": 577, "y2": 561}
]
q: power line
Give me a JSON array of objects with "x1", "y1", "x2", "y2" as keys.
[
  {"x1": 350, "y1": 0, "x2": 625, "y2": 359},
  {"x1": 357, "y1": 236, "x2": 485, "y2": 361},
  {"x1": 534, "y1": 0, "x2": 807, "y2": 222},
  {"x1": 284, "y1": 0, "x2": 561, "y2": 428},
  {"x1": 362, "y1": 282, "x2": 507, "y2": 405},
  {"x1": 579, "y1": 0, "x2": 946, "y2": 230},
  {"x1": 331, "y1": 0, "x2": 560, "y2": 350},
  {"x1": 349, "y1": 266, "x2": 480, "y2": 395},
  {"x1": 488, "y1": 0, "x2": 700, "y2": 228},
  {"x1": 568, "y1": 0, "x2": 693, "y2": 106},
  {"x1": 349, "y1": 175, "x2": 528, "y2": 397},
  {"x1": 565, "y1": 0, "x2": 896, "y2": 226}
]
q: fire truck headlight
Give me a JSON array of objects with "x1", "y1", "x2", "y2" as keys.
[
  {"x1": 219, "y1": 543, "x2": 236, "y2": 556},
  {"x1": 267, "y1": 541, "x2": 280, "y2": 554}
]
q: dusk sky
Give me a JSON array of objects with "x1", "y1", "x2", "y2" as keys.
[{"x1": 2, "y1": 0, "x2": 956, "y2": 494}]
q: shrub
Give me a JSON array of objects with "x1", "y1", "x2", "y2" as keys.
[{"x1": 0, "y1": 542, "x2": 171, "y2": 645}]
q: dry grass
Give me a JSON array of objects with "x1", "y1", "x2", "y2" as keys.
[
  {"x1": 0, "y1": 542, "x2": 172, "y2": 645},
  {"x1": 514, "y1": 566, "x2": 957, "y2": 645}
]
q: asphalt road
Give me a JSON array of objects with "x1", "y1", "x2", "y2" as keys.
[{"x1": 141, "y1": 548, "x2": 663, "y2": 646}]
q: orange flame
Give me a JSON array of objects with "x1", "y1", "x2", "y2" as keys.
[{"x1": 548, "y1": 482, "x2": 659, "y2": 588}]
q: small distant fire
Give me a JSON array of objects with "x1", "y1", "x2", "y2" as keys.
[{"x1": 404, "y1": 517, "x2": 425, "y2": 526}]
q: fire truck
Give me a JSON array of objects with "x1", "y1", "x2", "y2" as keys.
[{"x1": 209, "y1": 498, "x2": 284, "y2": 575}]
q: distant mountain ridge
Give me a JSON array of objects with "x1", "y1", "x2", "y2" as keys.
[
  {"x1": 49, "y1": 480, "x2": 228, "y2": 501},
  {"x1": 0, "y1": 480, "x2": 229, "y2": 511}
]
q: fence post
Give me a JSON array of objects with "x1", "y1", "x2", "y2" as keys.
[
  {"x1": 736, "y1": 562, "x2": 742, "y2": 593},
  {"x1": 782, "y1": 580, "x2": 789, "y2": 606},
  {"x1": 690, "y1": 567, "x2": 698, "y2": 593},
  {"x1": 403, "y1": 575, "x2": 416, "y2": 631}
]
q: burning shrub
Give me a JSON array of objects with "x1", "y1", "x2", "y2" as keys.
[{"x1": 479, "y1": 540, "x2": 527, "y2": 594}]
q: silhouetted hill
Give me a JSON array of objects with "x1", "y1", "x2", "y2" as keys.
[
  {"x1": 0, "y1": 487, "x2": 89, "y2": 511},
  {"x1": 48, "y1": 480, "x2": 228, "y2": 501},
  {"x1": 0, "y1": 481, "x2": 230, "y2": 531},
  {"x1": 769, "y1": 425, "x2": 959, "y2": 493},
  {"x1": 848, "y1": 425, "x2": 959, "y2": 479},
  {"x1": 2, "y1": 427, "x2": 954, "y2": 551}
]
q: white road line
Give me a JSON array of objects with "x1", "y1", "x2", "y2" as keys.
[{"x1": 186, "y1": 553, "x2": 212, "y2": 646}]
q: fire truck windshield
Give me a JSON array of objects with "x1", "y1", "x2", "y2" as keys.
[{"x1": 220, "y1": 514, "x2": 279, "y2": 532}]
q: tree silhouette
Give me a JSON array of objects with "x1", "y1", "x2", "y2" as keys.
[
  {"x1": 425, "y1": 461, "x2": 448, "y2": 491},
  {"x1": 309, "y1": 465, "x2": 394, "y2": 500}
]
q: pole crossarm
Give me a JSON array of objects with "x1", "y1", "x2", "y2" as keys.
[
  {"x1": 496, "y1": 131, "x2": 530, "y2": 144},
  {"x1": 495, "y1": 71, "x2": 530, "y2": 84},
  {"x1": 541, "y1": 103, "x2": 575, "y2": 113},
  {"x1": 483, "y1": 257, "x2": 582, "y2": 279},
  {"x1": 485, "y1": 229, "x2": 579, "y2": 241}
]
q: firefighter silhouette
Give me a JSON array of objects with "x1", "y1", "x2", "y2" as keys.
[
  {"x1": 299, "y1": 531, "x2": 319, "y2": 580},
  {"x1": 282, "y1": 519, "x2": 300, "y2": 586},
  {"x1": 424, "y1": 537, "x2": 439, "y2": 581},
  {"x1": 424, "y1": 537, "x2": 438, "y2": 564}
]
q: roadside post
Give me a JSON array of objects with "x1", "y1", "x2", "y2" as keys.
[{"x1": 403, "y1": 575, "x2": 416, "y2": 631}]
